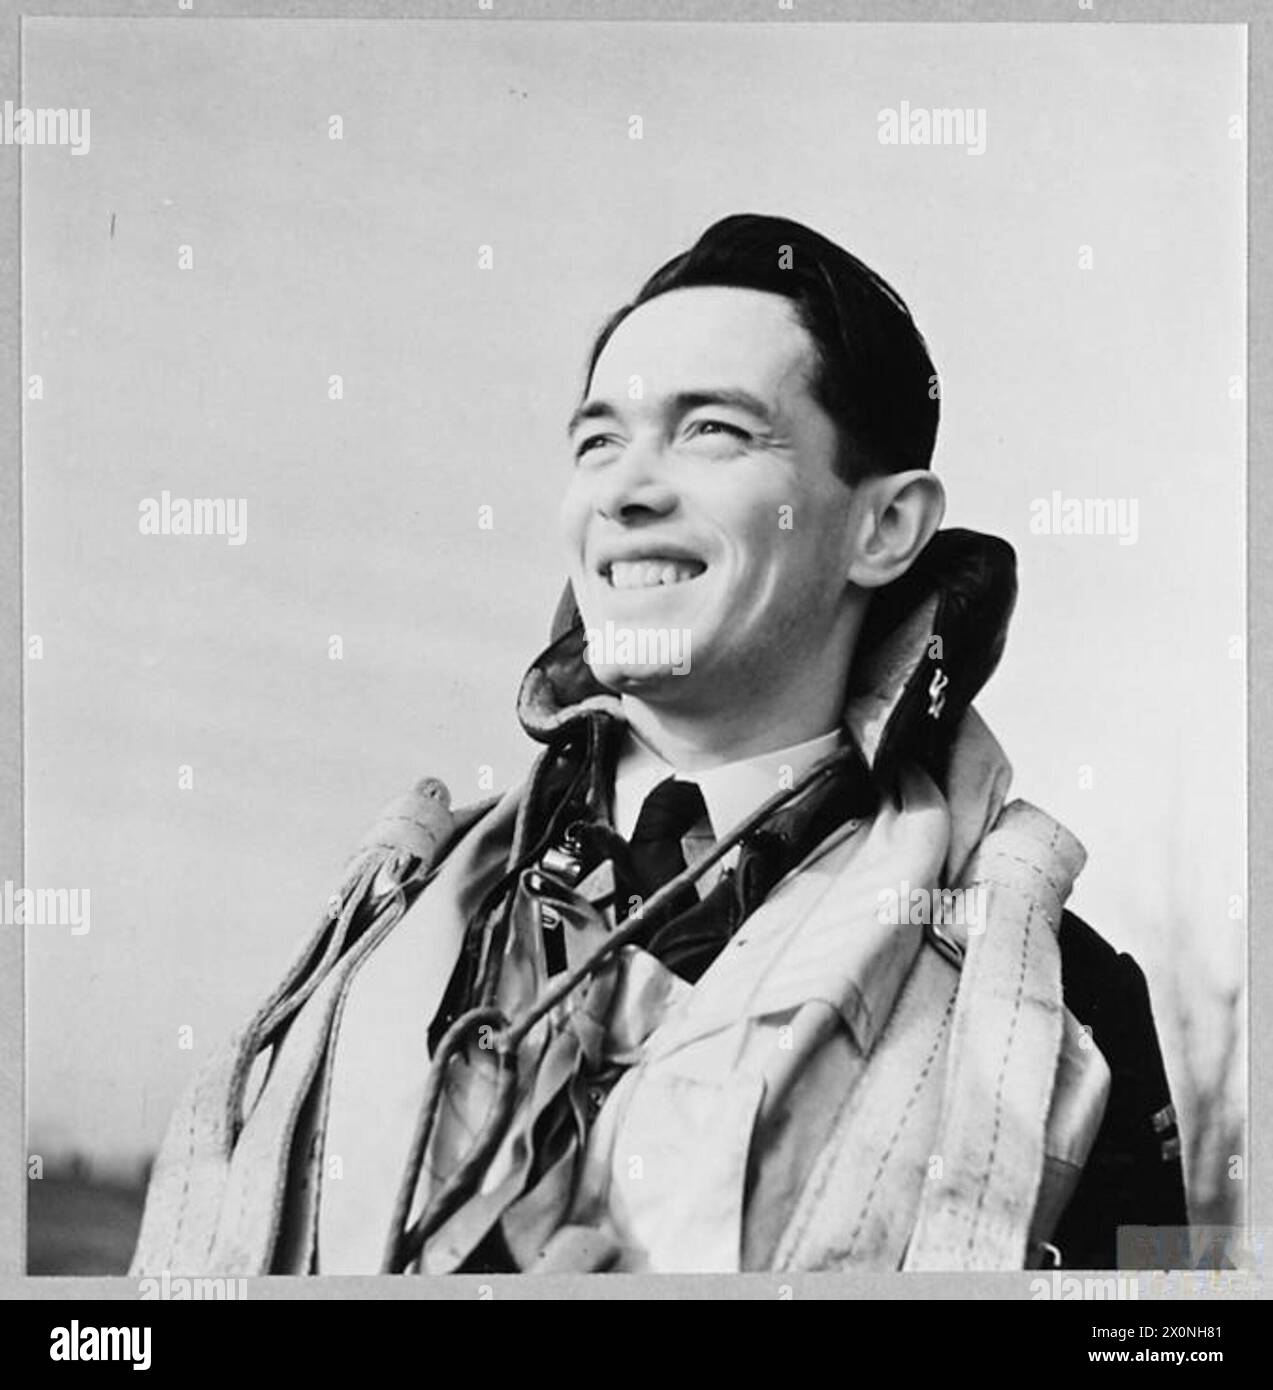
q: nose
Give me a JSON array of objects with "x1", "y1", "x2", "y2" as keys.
[{"x1": 593, "y1": 436, "x2": 678, "y2": 524}]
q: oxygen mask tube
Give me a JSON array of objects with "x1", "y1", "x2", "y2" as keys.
[{"x1": 380, "y1": 738, "x2": 866, "y2": 1273}]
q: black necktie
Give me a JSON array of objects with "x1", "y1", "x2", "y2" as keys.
[{"x1": 624, "y1": 777, "x2": 708, "y2": 927}]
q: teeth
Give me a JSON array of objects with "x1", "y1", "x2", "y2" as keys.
[{"x1": 608, "y1": 559, "x2": 703, "y2": 590}]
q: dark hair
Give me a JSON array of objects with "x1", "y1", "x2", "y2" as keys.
[{"x1": 583, "y1": 213, "x2": 939, "y2": 484}]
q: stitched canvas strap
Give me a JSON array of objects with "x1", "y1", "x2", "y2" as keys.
[
  {"x1": 129, "y1": 779, "x2": 464, "y2": 1276},
  {"x1": 770, "y1": 947, "x2": 960, "y2": 1271},
  {"x1": 903, "y1": 800, "x2": 1086, "y2": 1270}
]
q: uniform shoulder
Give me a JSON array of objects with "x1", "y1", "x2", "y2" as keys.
[
  {"x1": 1051, "y1": 910, "x2": 1189, "y2": 1265},
  {"x1": 1056, "y1": 908, "x2": 1178, "y2": 1151},
  {"x1": 1056, "y1": 909, "x2": 1174, "y2": 1136},
  {"x1": 1057, "y1": 908, "x2": 1146, "y2": 1028}
]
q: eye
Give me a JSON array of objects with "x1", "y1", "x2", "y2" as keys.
[
  {"x1": 685, "y1": 419, "x2": 752, "y2": 445},
  {"x1": 573, "y1": 433, "x2": 615, "y2": 461}
]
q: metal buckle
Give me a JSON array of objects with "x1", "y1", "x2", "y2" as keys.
[
  {"x1": 925, "y1": 918, "x2": 966, "y2": 968},
  {"x1": 537, "y1": 820, "x2": 588, "y2": 889}
]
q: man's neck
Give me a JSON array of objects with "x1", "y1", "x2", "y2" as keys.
[
  {"x1": 619, "y1": 688, "x2": 845, "y2": 773},
  {"x1": 612, "y1": 612, "x2": 861, "y2": 772}
]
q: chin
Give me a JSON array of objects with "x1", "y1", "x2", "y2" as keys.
[{"x1": 587, "y1": 661, "x2": 689, "y2": 695}]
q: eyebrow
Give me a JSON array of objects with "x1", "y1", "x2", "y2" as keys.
[{"x1": 566, "y1": 389, "x2": 777, "y2": 438}]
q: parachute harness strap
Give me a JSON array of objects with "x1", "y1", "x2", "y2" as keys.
[{"x1": 380, "y1": 741, "x2": 864, "y2": 1274}]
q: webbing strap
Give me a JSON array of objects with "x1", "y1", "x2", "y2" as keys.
[
  {"x1": 771, "y1": 948, "x2": 959, "y2": 1271},
  {"x1": 903, "y1": 801, "x2": 1086, "y2": 1270},
  {"x1": 129, "y1": 780, "x2": 465, "y2": 1277}
]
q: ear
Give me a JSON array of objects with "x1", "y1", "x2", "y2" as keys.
[{"x1": 846, "y1": 470, "x2": 947, "y2": 590}]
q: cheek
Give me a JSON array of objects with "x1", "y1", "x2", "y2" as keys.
[
  {"x1": 723, "y1": 495, "x2": 802, "y2": 578},
  {"x1": 733, "y1": 498, "x2": 850, "y2": 605},
  {"x1": 557, "y1": 482, "x2": 587, "y2": 552}
]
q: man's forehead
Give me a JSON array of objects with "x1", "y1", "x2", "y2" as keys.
[{"x1": 586, "y1": 285, "x2": 817, "y2": 404}]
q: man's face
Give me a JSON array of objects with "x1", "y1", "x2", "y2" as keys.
[{"x1": 560, "y1": 285, "x2": 861, "y2": 707}]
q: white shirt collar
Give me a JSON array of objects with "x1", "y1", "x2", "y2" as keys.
[{"x1": 611, "y1": 725, "x2": 845, "y2": 842}]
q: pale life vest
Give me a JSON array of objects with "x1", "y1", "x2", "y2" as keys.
[{"x1": 130, "y1": 530, "x2": 1110, "y2": 1275}]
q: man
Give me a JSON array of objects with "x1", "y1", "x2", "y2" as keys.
[{"x1": 131, "y1": 213, "x2": 1186, "y2": 1275}]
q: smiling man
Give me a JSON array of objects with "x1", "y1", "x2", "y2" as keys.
[
  {"x1": 132, "y1": 214, "x2": 1187, "y2": 1277},
  {"x1": 564, "y1": 281, "x2": 938, "y2": 770}
]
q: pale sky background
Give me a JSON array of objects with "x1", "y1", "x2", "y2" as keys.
[{"x1": 20, "y1": 20, "x2": 1245, "y2": 1190}]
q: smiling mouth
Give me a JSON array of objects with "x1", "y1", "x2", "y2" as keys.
[{"x1": 603, "y1": 558, "x2": 707, "y2": 590}]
